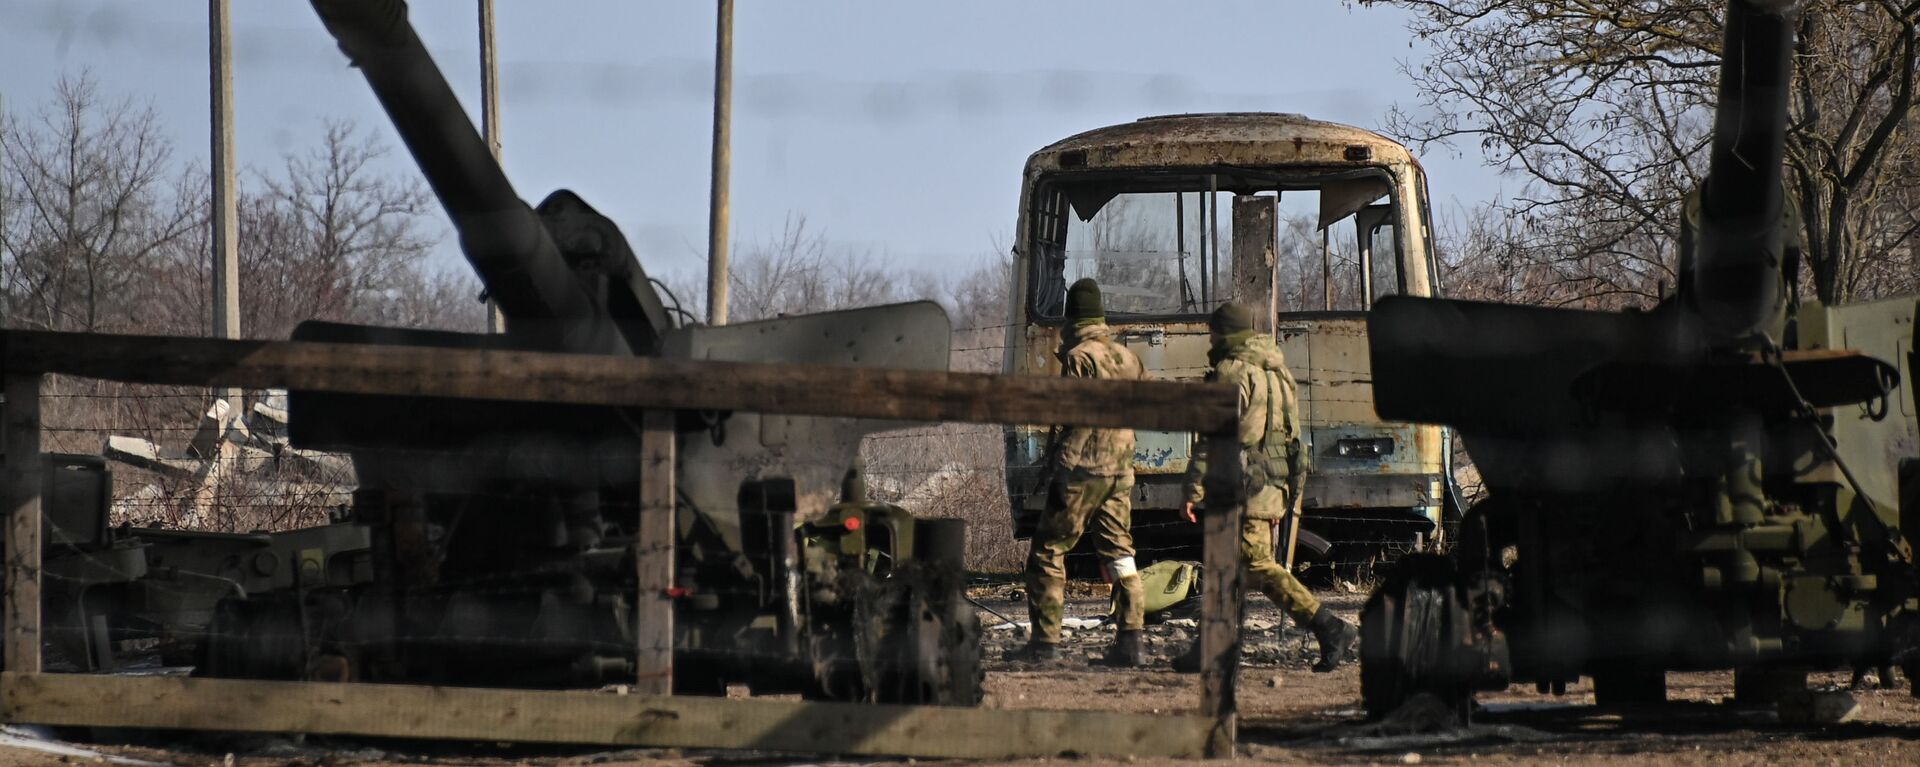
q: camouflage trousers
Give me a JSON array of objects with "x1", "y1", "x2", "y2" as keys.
[
  {"x1": 1025, "y1": 470, "x2": 1146, "y2": 644},
  {"x1": 1243, "y1": 517, "x2": 1321, "y2": 627}
]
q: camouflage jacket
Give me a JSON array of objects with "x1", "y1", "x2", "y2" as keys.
[
  {"x1": 1052, "y1": 322, "x2": 1148, "y2": 476},
  {"x1": 1183, "y1": 332, "x2": 1306, "y2": 519}
]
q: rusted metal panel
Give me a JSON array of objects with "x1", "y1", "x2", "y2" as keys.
[
  {"x1": 1303, "y1": 472, "x2": 1444, "y2": 515},
  {"x1": 1025, "y1": 113, "x2": 1419, "y2": 178},
  {"x1": 1302, "y1": 316, "x2": 1374, "y2": 425}
]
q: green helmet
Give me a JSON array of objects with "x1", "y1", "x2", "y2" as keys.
[
  {"x1": 1210, "y1": 302, "x2": 1255, "y2": 335},
  {"x1": 1065, "y1": 278, "x2": 1104, "y2": 322}
]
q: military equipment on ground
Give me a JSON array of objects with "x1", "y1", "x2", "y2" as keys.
[
  {"x1": 15, "y1": 447, "x2": 371, "y2": 672},
  {"x1": 191, "y1": 0, "x2": 980, "y2": 703},
  {"x1": 1004, "y1": 113, "x2": 1458, "y2": 571},
  {"x1": 1359, "y1": 0, "x2": 1920, "y2": 714}
]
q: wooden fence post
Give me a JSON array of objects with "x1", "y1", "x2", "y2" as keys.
[
  {"x1": 1230, "y1": 194, "x2": 1277, "y2": 334},
  {"x1": 4, "y1": 374, "x2": 43, "y2": 674},
  {"x1": 1198, "y1": 428, "x2": 1245, "y2": 757},
  {"x1": 635, "y1": 409, "x2": 676, "y2": 694}
]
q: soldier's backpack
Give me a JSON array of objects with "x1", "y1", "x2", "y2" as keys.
[
  {"x1": 1242, "y1": 364, "x2": 1306, "y2": 492},
  {"x1": 1110, "y1": 560, "x2": 1202, "y2": 618}
]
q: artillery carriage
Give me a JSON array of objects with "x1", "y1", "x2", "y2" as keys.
[{"x1": 1360, "y1": 0, "x2": 1920, "y2": 713}]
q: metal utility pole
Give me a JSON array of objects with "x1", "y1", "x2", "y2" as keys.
[
  {"x1": 480, "y1": 0, "x2": 506, "y2": 333},
  {"x1": 706, "y1": 0, "x2": 733, "y2": 325},
  {"x1": 209, "y1": 1, "x2": 241, "y2": 407}
]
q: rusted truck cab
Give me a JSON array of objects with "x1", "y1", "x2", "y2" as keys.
[{"x1": 1004, "y1": 113, "x2": 1455, "y2": 567}]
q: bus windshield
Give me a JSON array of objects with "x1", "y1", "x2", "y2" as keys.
[{"x1": 1028, "y1": 169, "x2": 1400, "y2": 320}]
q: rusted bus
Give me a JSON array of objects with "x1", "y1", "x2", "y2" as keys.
[
  {"x1": 1004, "y1": 113, "x2": 1456, "y2": 563},
  {"x1": 1283, "y1": 317, "x2": 1447, "y2": 507}
]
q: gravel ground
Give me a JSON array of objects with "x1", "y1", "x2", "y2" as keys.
[
  {"x1": 972, "y1": 579, "x2": 1327, "y2": 671},
  {"x1": 4, "y1": 585, "x2": 1916, "y2": 766}
]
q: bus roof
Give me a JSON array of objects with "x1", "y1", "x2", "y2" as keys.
[{"x1": 1024, "y1": 112, "x2": 1418, "y2": 176}]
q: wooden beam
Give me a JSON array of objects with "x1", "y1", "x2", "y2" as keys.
[
  {"x1": 1197, "y1": 429, "x2": 1245, "y2": 758},
  {"x1": 1230, "y1": 194, "x2": 1277, "y2": 333},
  {"x1": 0, "y1": 672, "x2": 1212, "y2": 760},
  {"x1": 2, "y1": 375, "x2": 41, "y2": 674},
  {"x1": 634, "y1": 409, "x2": 676, "y2": 695},
  {"x1": 0, "y1": 330, "x2": 1238, "y2": 434}
]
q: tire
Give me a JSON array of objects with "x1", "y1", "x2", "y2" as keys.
[
  {"x1": 196, "y1": 596, "x2": 308, "y2": 680},
  {"x1": 856, "y1": 562, "x2": 983, "y2": 706},
  {"x1": 1360, "y1": 553, "x2": 1474, "y2": 719}
]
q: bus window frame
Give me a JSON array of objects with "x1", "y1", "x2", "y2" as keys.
[
  {"x1": 1354, "y1": 203, "x2": 1405, "y2": 307},
  {"x1": 1416, "y1": 166, "x2": 1442, "y2": 298},
  {"x1": 1024, "y1": 166, "x2": 1402, "y2": 326}
]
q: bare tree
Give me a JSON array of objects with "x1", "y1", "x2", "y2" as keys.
[
  {"x1": 2, "y1": 75, "x2": 478, "y2": 532},
  {"x1": 373, "y1": 263, "x2": 486, "y2": 332},
  {"x1": 1365, "y1": 0, "x2": 1920, "y2": 306},
  {"x1": 721, "y1": 214, "x2": 939, "y2": 322},
  {"x1": 244, "y1": 121, "x2": 451, "y2": 337},
  {"x1": 1079, "y1": 195, "x2": 1189, "y2": 314},
  {"x1": 1, "y1": 74, "x2": 202, "y2": 332},
  {"x1": 940, "y1": 249, "x2": 1013, "y2": 378},
  {"x1": 134, "y1": 123, "x2": 476, "y2": 340},
  {"x1": 1276, "y1": 212, "x2": 1371, "y2": 312}
]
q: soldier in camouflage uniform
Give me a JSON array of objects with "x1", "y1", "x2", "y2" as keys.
[
  {"x1": 1174, "y1": 302, "x2": 1357, "y2": 673},
  {"x1": 1006, "y1": 279, "x2": 1150, "y2": 666}
]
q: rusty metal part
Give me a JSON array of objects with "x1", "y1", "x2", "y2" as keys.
[{"x1": 1026, "y1": 113, "x2": 1419, "y2": 177}]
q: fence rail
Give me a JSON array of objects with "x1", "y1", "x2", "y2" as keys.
[
  {"x1": 0, "y1": 327, "x2": 1249, "y2": 760},
  {"x1": 0, "y1": 329, "x2": 1237, "y2": 433}
]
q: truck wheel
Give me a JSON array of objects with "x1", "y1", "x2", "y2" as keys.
[
  {"x1": 197, "y1": 596, "x2": 307, "y2": 680},
  {"x1": 1360, "y1": 553, "x2": 1474, "y2": 720},
  {"x1": 856, "y1": 562, "x2": 983, "y2": 706}
]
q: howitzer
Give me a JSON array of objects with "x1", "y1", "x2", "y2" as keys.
[
  {"x1": 196, "y1": 0, "x2": 980, "y2": 704},
  {"x1": 310, "y1": 0, "x2": 663, "y2": 356},
  {"x1": 1359, "y1": 0, "x2": 1920, "y2": 714}
]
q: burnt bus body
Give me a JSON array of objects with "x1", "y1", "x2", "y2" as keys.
[{"x1": 1005, "y1": 115, "x2": 1458, "y2": 572}]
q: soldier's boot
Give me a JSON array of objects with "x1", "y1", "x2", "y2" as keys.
[
  {"x1": 1309, "y1": 608, "x2": 1359, "y2": 673},
  {"x1": 1098, "y1": 630, "x2": 1143, "y2": 668},
  {"x1": 1849, "y1": 665, "x2": 1874, "y2": 690},
  {"x1": 1852, "y1": 663, "x2": 1898, "y2": 690},
  {"x1": 1002, "y1": 641, "x2": 1060, "y2": 664}
]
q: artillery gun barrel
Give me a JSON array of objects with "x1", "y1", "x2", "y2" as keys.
[
  {"x1": 310, "y1": 0, "x2": 620, "y2": 353},
  {"x1": 1690, "y1": 0, "x2": 1799, "y2": 342}
]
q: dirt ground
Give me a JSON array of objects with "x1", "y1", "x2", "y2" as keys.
[{"x1": 3, "y1": 588, "x2": 1915, "y2": 767}]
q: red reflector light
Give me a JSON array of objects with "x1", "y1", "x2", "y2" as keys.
[{"x1": 842, "y1": 517, "x2": 862, "y2": 531}]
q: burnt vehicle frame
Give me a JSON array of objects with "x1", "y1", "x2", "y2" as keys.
[{"x1": 1004, "y1": 113, "x2": 1459, "y2": 571}]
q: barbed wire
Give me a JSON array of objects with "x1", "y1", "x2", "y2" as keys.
[{"x1": 26, "y1": 372, "x2": 1447, "y2": 577}]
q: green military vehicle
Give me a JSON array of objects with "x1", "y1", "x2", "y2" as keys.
[{"x1": 1360, "y1": 0, "x2": 1920, "y2": 713}]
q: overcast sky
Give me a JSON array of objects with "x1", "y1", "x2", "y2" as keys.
[{"x1": 0, "y1": 0, "x2": 1506, "y2": 283}]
